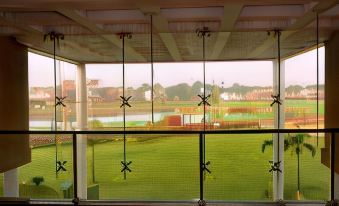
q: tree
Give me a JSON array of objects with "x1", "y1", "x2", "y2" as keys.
[
  {"x1": 285, "y1": 85, "x2": 303, "y2": 96},
  {"x1": 154, "y1": 83, "x2": 166, "y2": 102},
  {"x1": 192, "y1": 81, "x2": 203, "y2": 95},
  {"x1": 165, "y1": 83, "x2": 191, "y2": 101},
  {"x1": 262, "y1": 134, "x2": 316, "y2": 200},
  {"x1": 211, "y1": 85, "x2": 220, "y2": 104}
]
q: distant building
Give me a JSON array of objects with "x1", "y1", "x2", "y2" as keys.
[
  {"x1": 221, "y1": 92, "x2": 243, "y2": 101},
  {"x1": 245, "y1": 88, "x2": 272, "y2": 100}
]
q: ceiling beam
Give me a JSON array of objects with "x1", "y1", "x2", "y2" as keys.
[
  {"x1": 57, "y1": 9, "x2": 146, "y2": 61},
  {"x1": 0, "y1": 0, "x2": 322, "y2": 11},
  {"x1": 139, "y1": 1, "x2": 182, "y2": 61},
  {"x1": 247, "y1": 0, "x2": 339, "y2": 58},
  {"x1": 0, "y1": 15, "x2": 106, "y2": 62},
  {"x1": 289, "y1": 0, "x2": 339, "y2": 30},
  {"x1": 209, "y1": 3, "x2": 244, "y2": 60},
  {"x1": 152, "y1": 14, "x2": 182, "y2": 61},
  {"x1": 0, "y1": 15, "x2": 42, "y2": 34}
]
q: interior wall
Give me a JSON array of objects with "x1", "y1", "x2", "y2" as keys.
[{"x1": 0, "y1": 37, "x2": 31, "y2": 173}]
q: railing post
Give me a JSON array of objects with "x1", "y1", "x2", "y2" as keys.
[
  {"x1": 72, "y1": 132, "x2": 79, "y2": 204},
  {"x1": 331, "y1": 132, "x2": 335, "y2": 201},
  {"x1": 198, "y1": 132, "x2": 205, "y2": 206}
]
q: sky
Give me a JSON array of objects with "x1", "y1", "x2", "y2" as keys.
[{"x1": 29, "y1": 47, "x2": 325, "y2": 88}]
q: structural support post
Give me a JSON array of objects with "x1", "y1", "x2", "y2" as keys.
[
  {"x1": 76, "y1": 63, "x2": 88, "y2": 200},
  {"x1": 324, "y1": 31, "x2": 339, "y2": 200},
  {"x1": 272, "y1": 60, "x2": 285, "y2": 200},
  {"x1": 0, "y1": 37, "x2": 30, "y2": 197},
  {"x1": 3, "y1": 169, "x2": 19, "y2": 197}
]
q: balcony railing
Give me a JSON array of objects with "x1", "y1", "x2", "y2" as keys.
[{"x1": 0, "y1": 128, "x2": 337, "y2": 205}]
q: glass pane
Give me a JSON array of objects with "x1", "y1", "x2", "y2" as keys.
[
  {"x1": 205, "y1": 134, "x2": 273, "y2": 200},
  {"x1": 28, "y1": 52, "x2": 77, "y2": 131},
  {"x1": 284, "y1": 133, "x2": 330, "y2": 200},
  {"x1": 284, "y1": 47, "x2": 324, "y2": 129},
  {"x1": 153, "y1": 62, "x2": 204, "y2": 130},
  {"x1": 86, "y1": 64, "x2": 123, "y2": 130},
  {"x1": 19, "y1": 134, "x2": 73, "y2": 199},
  {"x1": 56, "y1": 61, "x2": 77, "y2": 131},
  {"x1": 87, "y1": 134, "x2": 199, "y2": 200},
  {"x1": 206, "y1": 60, "x2": 274, "y2": 130},
  {"x1": 125, "y1": 63, "x2": 152, "y2": 129},
  {"x1": 28, "y1": 52, "x2": 54, "y2": 130}
]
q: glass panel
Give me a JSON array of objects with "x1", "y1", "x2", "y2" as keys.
[
  {"x1": 284, "y1": 133, "x2": 330, "y2": 200},
  {"x1": 205, "y1": 134, "x2": 273, "y2": 200},
  {"x1": 87, "y1": 134, "x2": 199, "y2": 200},
  {"x1": 86, "y1": 64, "x2": 123, "y2": 130},
  {"x1": 19, "y1": 134, "x2": 73, "y2": 199},
  {"x1": 284, "y1": 47, "x2": 324, "y2": 129},
  {"x1": 125, "y1": 63, "x2": 152, "y2": 129},
  {"x1": 28, "y1": 52, "x2": 54, "y2": 130},
  {"x1": 206, "y1": 60, "x2": 274, "y2": 130},
  {"x1": 56, "y1": 61, "x2": 77, "y2": 131},
  {"x1": 153, "y1": 62, "x2": 204, "y2": 130},
  {"x1": 28, "y1": 52, "x2": 77, "y2": 131}
]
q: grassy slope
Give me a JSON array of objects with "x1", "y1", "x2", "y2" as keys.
[{"x1": 0, "y1": 134, "x2": 329, "y2": 201}]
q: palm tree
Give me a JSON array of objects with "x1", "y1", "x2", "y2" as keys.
[{"x1": 262, "y1": 134, "x2": 316, "y2": 200}]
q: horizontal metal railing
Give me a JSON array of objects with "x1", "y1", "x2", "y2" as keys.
[
  {"x1": 1, "y1": 128, "x2": 339, "y2": 134},
  {"x1": 0, "y1": 128, "x2": 337, "y2": 205}
]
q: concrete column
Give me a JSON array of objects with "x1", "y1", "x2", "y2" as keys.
[
  {"x1": 323, "y1": 31, "x2": 339, "y2": 199},
  {"x1": 272, "y1": 60, "x2": 285, "y2": 200},
  {"x1": 0, "y1": 37, "x2": 30, "y2": 197},
  {"x1": 3, "y1": 169, "x2": 19, "y2": 197},
  {"x1": 76, "y1": 63, "x2": 88, "y2": 199}
]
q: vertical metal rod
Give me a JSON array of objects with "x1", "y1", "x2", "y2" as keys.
[
  {"x1": 122, "y1": 35, "x2": 127, "y2": 180},
  {"x1": 199, "y1": 133, "x2": 204, "y2": 201},
  {"x1": 331, "y1": 132, "x2": 335, "y2": 200},
  {"x1": 203, "y1": 33, "x2": 206, "y2": 133},
  {"x1": 316, "y1": 13, "x2": 319, "y2": 147},
  {"x1": 150, "y1": 15, "x2": 154, "y2": 124},
  {"x1": 277, "y1": 31, "x2": 281, "y2": 163},
  {"x1": 53, "y1": 36, "x2": 58, "y2": 177},
  {"x1": 202, "y1": 32, "x2": 206, "y2": 167},
  {"x1": 72, "y1": 132, "x2": 78, "y2": 201}
]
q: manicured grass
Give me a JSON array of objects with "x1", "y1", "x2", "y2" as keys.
[
  {"x1": 18, "y1": 141, "x2": 74, "y2": 199},
  {"x1": 1, "y1": 134, "x2": 329, "y2": 201}
]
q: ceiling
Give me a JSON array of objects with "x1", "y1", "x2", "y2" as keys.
[{"x1": 0, "y1": 0, "x2": 338, "y2": 63}]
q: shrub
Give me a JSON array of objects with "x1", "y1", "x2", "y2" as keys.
[{"x1": 32, "y1": 176, "x2": 44, "y2": 186}]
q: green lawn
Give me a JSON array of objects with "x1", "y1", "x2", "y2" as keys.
[{"x1": 0, "y1": 134, "x2": 329, "y2": 201}]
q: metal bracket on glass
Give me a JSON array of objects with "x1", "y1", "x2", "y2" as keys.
[
  {"x1": 267, "y1": 30, "x2": 281, "y2": 38},
  {"x1": 202, "y1": 161, "x2": 211, "y2": 174},
  {"x1": 56, "y1": 96, "x2": 67, "y2": 107},
  {"x1": 269, "y1": 161, "x2": 282, "y2": 173},
  {"x1": 43, "y1": 31, "x2": 65, "y2": 43},
  {"x1": 196, "y1": 26, "x2": 211, "y2": 38},
  {"x1": 276, "y1": 199, "x2": 286, "y2": 206},
  {"x1": 121, "y1": 161, "x2": 132, "y2": 173},
  {"x1": 198, "y1": 199, "x2": 206, "y2": 206},
  {"x1": 198, "y1": 94, "x2": 211, "y2": 107},
  {"x1": 56, "y1": 160, "x2": 67, "y2": 172},
  {"x1": 326, "y1": 200, "x2": 338, "y2": 206},
  {"x1": 72, "y1": 197, "x2": 80, "y2": 204},
  {"x1": 118, "y1": 32, "x2": 132, "y2": 39},
  {"x1": 270, "y1": 94, "x2": 282, "y2": 107},
  {"x1": 120, "y1": 96, "x2": 132, "y2": 108}
]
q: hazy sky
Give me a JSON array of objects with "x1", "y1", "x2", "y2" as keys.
[{"x1": 29, "y1": 47, "x2": 325, "y2": 88}]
